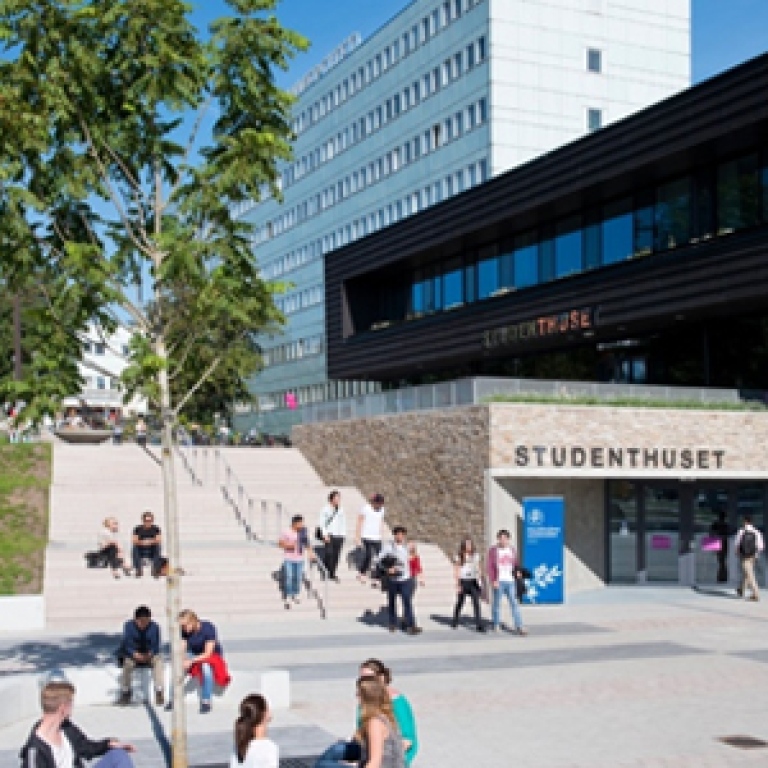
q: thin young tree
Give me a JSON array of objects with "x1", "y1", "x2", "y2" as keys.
[{"x1": 0, "y1": 2, "x2": 306, "y2": 764}]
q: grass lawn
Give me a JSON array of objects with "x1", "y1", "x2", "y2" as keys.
[{"x1": 0, "y1": 441, "x2": 51, "y2": 594}]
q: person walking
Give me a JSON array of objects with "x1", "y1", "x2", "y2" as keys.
[
  {"x1": 452, "y1": 537, "x2": 485, "y2": 632},
  {"x1": 279, "y1": 515, "x2": 314, "y2": 609},
  {"x1": 20, "y1": 680, "x2": 136, "y2": 767},
  {"x1": 734, "y1": 515, "x2": 764, "y2": 601},
  {"x1": 135, "y1": 416, "x2": 147, "y2": 448},
  {"x1": 229, "y1": 694, "x2": 278, "y2": 768},
  {"x1": 380, "y1": 526, "x2": 421, "y2": 635},
  {"x1": 487, "y1": 529, "x2": 527, "y2": 635},
  {"x1": 318, "y1": 490, "x2": 346, "y2": 581},
  {"x1": 356, "y1": 493, "x2": 386, "y2": 584}
]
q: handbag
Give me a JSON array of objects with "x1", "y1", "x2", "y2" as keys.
[{"x1": 316, "y1": 506, "x2": 339, "y2": 541}]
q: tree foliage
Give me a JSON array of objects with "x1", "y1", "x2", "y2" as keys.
[
  {"x1": 0, "y1": 0, "x2": 305, "y2": 422},
  {"x1": 0, "y1": 2, "x2": 307, "y2": 763}
]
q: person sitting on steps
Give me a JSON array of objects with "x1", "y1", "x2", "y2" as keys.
[
  {"x1": 117, "y1": 606, "x2": 165, "y2": 707},
  {"x1": 97, "y1": 517, "x2": 132, "y2": 579},
  {"x1": 131, "y1": 511, "x2": 162, "y2": 578}
]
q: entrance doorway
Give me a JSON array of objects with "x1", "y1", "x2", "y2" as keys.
[{"x1": 607, "y1": 480, "x2": 768, "y2": 586}]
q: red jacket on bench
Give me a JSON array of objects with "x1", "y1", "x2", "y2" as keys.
[{"x1": 188, "y1": 653, "x2": 231, "y2": 687}]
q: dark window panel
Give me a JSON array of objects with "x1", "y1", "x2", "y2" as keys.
[{"x1": 717, "y1": 153, "x2": 759, "y2": 233}]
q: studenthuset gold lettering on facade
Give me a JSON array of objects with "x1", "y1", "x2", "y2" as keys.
[{"x1": 482, "y1": 308, "x2": 594, "y2": 349}]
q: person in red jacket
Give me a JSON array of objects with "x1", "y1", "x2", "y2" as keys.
[{"x1": 179, "y1": 609, "x2": 229, "y2": 714}]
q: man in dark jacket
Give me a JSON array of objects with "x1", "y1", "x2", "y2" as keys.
[
  {"x1": 117, "y1": 605, "x2": 164, "y2": 707},
  {"x1": 19, "y1": 680, "x2": 135, "y2": 767}
]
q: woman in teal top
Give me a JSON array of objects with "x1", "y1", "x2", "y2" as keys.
[
  {"x1": 313, "y1": 658, "x2": 419, "y2": 768},
  {"x1": 359, "y1": 659, "x2": 418, "y2": 765}
]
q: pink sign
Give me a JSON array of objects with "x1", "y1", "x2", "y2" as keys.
[
  {"x1": 651, "y1": 535, "x2": 672, "y2": 550},
  {"x1": 701, "y1": 536, "x2": 722, "y2": 552},
  {"x1": 285, "y1": 392, "x2": 297, "y2": 410}
]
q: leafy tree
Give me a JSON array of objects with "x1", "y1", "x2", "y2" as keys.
[{"x1": 0, "y1": 1, "x2": 306, "y2": 763}]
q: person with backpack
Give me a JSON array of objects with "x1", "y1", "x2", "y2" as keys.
[{"x1": 734, "y1": 515, "x2": 764, "y2": 601}]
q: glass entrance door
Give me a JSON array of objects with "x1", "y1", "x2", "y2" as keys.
[
  {"x1": 693, "y1": 486, "x2": 732, "y2": 585},
  {"x1": 643, "y1": 485, "x2": 681, "y2": 582}
]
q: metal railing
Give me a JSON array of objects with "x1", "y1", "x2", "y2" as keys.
[
  {"x1": 174, "y1": 436, "x2": 329, "y2": 618},
  {"x1": 300, "y1": 376, "x2": 762, "y2": 425}
]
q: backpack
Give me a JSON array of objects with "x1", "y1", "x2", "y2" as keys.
[{"x1": 739, "y1": 530, "x2": 757, "y2": 558}]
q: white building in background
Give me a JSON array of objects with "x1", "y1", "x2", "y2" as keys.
[
  {"x1": 63, "y1": 324, "x2": 147, "y2": 417},
  {"x1": 236, "y1": 0, "x2": 691, "y2": 435}
]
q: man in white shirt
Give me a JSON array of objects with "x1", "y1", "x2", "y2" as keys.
[
  {"x1": 734, "y1": 515, "x2": 765, "y2": 602},
  {"x1": 487, "y1": 529, "x2": 527, "y2": 635},
  {"x1": 379, "y1": 526, "x2": 422, "y2": 635},
  {"x1": 355, "y1": 493, "x2": 386, "y2": 584},
  {"x1": 318, "y1": 490, "x2": 346, "y2": 581}
]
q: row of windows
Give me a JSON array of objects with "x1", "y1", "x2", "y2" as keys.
[
  {"x1": 284, "y1": 35, "x2": 488, "y2": 192},
  {"x1": 262, "y1": 158, "x2": 490, "y2": 282},
  {"x1": 275, "y1": 284, "x2": 324, "y2": 316},
  {"x1": 257, "y1": 380, "x2": 382, "y2": 411},
  {"x1": 262, "y1": 158, "x2": 489, "y2": 289},
  {"x1": 291, "y1": 0, "x2": 485, "y2": 138},
  {"x1": 261, "y1": 334, "x2": 324, "y2": 367},
  {"x1": 253, "y1": 97, "x2": 489, "y2": 247},
  {"x1": 83, "y1": 376, "x2": 119, "y2": 391},
  {"x1": 359, "y1": 148, "x2": 768, "y2": 331}
]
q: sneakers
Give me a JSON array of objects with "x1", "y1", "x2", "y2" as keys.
[
  {"x1": 388, "y1": 625, "x2": 397, "y2": 633},
  {"x1": 406, "y1": 626, "x2": 422, "y2": 636},
  {"x1": 514, "y1": 627, "x2": 528, "y2": 636},
  {"x1": 450, "y1": 620, "x2": 458, "y2": 629},
  {"x1": 155, "y1": 689, "x2": 164, "y2": 707},
  {"x1": 200, "y1": 701, "x2": 211, "y2": 714},
  {"x1": 492, "y1": 625, "x2": 500, "y2": 633},
  {"x1": 476, "y1": 625, "x2": 487, "y2": 633},
  {"x1": 118, "y1": 691, "x2": 131, "y2": 706},
  {"x1": 284, "y1": 600, "x2": 290, "y2": 610},
  {"x1": 135, "y1": 569, "x2": 143, "y2": 579},
  {"x1": 292, "y1": 596, "x2": 301, "y2": 605}
]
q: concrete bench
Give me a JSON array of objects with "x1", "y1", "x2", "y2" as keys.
[{"x1": 0, "y1": 666, "x2": 290, "y2": 728}]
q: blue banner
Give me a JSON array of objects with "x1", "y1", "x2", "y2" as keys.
[{"x1": 522, "y1": 497, "x2": 565, "y2": 604}]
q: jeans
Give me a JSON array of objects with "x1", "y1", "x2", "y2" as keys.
[
  {"x1": 313, "y1": 740, "x2": 362, "y2": 768},
  {"x1": 359, "y1": 539, "x2": 381, "y2": 575},
  {"x1": 322, "y1": 535, "x2": 345, "y2": 578},
  {"x1": 387, "y1": 578, "x2": 415, "y2": 628},
  {"x1": 283, "y1": 559, "x2": 304, "y2": 599},
  {"x1": 188, "y1": 653, "x2": 213, "y2": 702},
  {"x1": 454, "y1": 579, "x2": 483, "y2": 627},
  {"x1": 492, "y1": 581, "x2": 523, "y2": 630},
  {"x1": 132, "y1": 544, "x2": 161, "y2": 574},
  {"x1": 94, "y1": 749, "x2": 135, "y2": 768}
]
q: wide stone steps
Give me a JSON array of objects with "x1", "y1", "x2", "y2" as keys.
[{"x1": 44, "y1": 443, "x2": 456, "y2": 630}]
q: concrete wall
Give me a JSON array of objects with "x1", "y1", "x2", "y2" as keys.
[
  {"x1": 0, "y1": 596, "x2": 45, "y2": 632},
  {"x1": 293, "y1": 407, "x2": 490, "y2": 558},
  {"x1": 493, "y1": 477, "x2": 605, "y2": 593}
]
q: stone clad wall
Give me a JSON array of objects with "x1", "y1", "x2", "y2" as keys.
[
  {"x1": 292, "y1": 407, "x2": 490, "y2": 558},
  {"x1": 489, "y1": 404, "x2": 768, "y2": 473}
]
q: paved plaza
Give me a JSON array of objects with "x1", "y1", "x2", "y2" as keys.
[{"x1": 2, "y1": 586, "x2": 768, "y2": 767}]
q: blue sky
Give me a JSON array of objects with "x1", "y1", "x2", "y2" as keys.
[{"x1": 192, "y1": 0, "x2": 768, "y2": 86}]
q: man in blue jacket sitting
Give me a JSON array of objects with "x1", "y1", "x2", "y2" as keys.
[{"x1": 118, "y1": 606, "x2": 165, "y2": 707}]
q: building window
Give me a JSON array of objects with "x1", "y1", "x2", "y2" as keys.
[
  {"x1": 96, "y1": 377, "x2": 106, "y2": 390},
  {"x1": 717, "y1": 153, "x2": 760, "y2": 233},
  {"x1": 94, "y1": 342, "x2": 106, "y2": 355},
  {"x1": 587, "y1": 108, "x2": 603, "y2": 133},
  {"x1": 587, "y1": 48, "x2": 602, "y2": 73}
]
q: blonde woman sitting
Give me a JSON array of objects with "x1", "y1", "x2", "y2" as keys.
[{"x1": 98, "y1": 517, "x2": 132, "y2": 579}]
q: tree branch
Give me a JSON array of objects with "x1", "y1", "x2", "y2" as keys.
[
  {"x1": 164, "y1": 97, "x2": 213, "y2": 210},
  {"x1": 173, "y1": 354, "x2": 222, "y2": 416},
  {"x1": 168, "y1": 330, "x2": 204, "y2": 380},
  {"x1": 78, "y1": 116, "x2": 154, "y2": 258}
]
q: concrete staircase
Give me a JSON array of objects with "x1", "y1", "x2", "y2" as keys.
[{"x1": 44, "y1": 443, "x2": 456, "y2": 631}]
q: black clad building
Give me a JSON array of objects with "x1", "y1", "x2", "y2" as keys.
[{"x1": 325, "y1": 53, "x2": 768, "y2": 391}]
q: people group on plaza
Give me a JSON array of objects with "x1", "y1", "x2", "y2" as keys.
[{"x1": 92, "y1": 510, "x2": 165, "y2": 579}]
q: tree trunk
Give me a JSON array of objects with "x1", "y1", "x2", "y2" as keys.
[
  {"x1": 12, "y1": 294, "x2": 21, "y2": 380},
  {"x1": 158, "y1": 337, "x2": 188, "y2": 767}
]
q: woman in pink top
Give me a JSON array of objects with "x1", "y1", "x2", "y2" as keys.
[{"x1": 279, "y1": 515, "x2": 314, "y2": 610}]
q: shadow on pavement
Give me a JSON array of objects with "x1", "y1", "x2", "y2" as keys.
[{"x1": 0, "y1": 633, "x2": 121, "y2": 674}]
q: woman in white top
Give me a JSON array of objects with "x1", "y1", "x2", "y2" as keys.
[
  {"x1": 355, "y1": 493, "x2": 386, "y2": 584},
  {"x1": 97, "y1": 517, "x2": 131, "y2": 579},
  {"x1": 318, "y1": 490, "x2": 347, "y2": 581},
  {"x1": 230, "y1": 694, "x2": 279, "y2": 768},
  {"x1": 452, "y1": 537, "x2": 485, "y2": 632}
]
